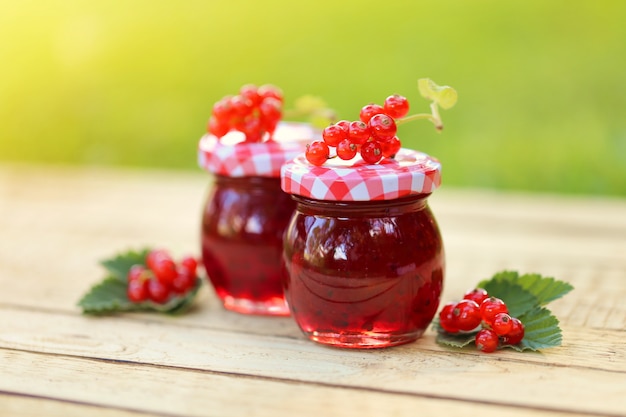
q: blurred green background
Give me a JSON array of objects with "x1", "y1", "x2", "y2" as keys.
[{"x1": 1, "y1": 0, "x2": 625, "y2": 196}]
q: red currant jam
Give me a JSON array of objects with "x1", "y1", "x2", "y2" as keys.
[
  {"x1": 282, "y1": 194, "x2": 444, "y2": 348},
  {"x1": 201, "y1": 175, "x2": 295, "y2": 315}
]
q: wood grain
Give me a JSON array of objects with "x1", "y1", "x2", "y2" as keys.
[{"x1": 1, "y1": 164, "x2": 625, "y2": 417}]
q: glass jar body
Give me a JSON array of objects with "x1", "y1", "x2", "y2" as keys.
[
  {"x1": 201, "y1": 175, "x2": 295, "y2": 315},
  {"x1": 282, "y1": 195, "x2": 444, "y2": 348}
]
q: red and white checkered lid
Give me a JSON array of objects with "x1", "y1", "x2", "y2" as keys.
[
  {"x1": 281, "y1": 148, "x2": 442, "y2": 201},
  {"x1": 198, "y1": 122, "x2": 317, "y2": 178}
]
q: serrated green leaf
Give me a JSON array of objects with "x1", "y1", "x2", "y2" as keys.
[
  {"x1": 101, "y1": 248, "x2": 150, "y2": 282},
  {"x1": 78, "y1": 276, "x2": 203, "y2": 315},
  {"x1": 435, "y1": 328, "x2": 476, "y2": 348},
  {"x1": 517, "y1": 307, "x2": 562, "y2": 351},
  {"x1": 516, "y1": 273, "x2": 574, "y2": 305},
  {"x1": 77, "y1": 276, "x2": 137, "y2": 314},
  {"x1": 479, "y1": 270, "x2": 573, "y2": 309},
  {"x1": 480, "y1": 279, "x2": 539, "y2": 317}
]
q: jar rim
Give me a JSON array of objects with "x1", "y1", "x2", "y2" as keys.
[
  {"x1": 198, "y1": 122, "x2": 316, "y2": 178},
  {"x1": 280, "y1": 148, "x2": 441, "y2": 201}
]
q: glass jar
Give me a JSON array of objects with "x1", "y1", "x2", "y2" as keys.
[
  {"x1": 198, "y1": 122, "x2": 316, "y2": 315},
  {"x1": 281, "y1": 149, "x2": 444, "y2": 347}
]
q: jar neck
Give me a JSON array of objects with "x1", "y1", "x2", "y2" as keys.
[
  {"x1": 292, "y1": 194, "x2": 431, "y2": 217},
  {"x1": 213, "y1": 174, "x2": 280, "y2": 189}
]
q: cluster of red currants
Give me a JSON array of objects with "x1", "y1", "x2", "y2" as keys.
[
  {"x1": 439, "y1": 288, "x2": 526, "y2": 353},
  {"x1": 305, "y1": 94, "x2": 410, "y2": 166},
  {"x1": 127, "y1": 249, "x2": 199, "y2": 304},
  {"x1": 207, "y1": 84, "x2": 284, "y2": 143}
]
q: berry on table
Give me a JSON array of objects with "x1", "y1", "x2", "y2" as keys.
[
  {"x1": 480, "y1": 297, "x2": 509, "y2": 326},
  {"x1": 492, "y1": 312, "x2": 513, "y2": 336},
  {"x1": 453, "y1": 299, "x2": 482, "y2": 331},
  {"x1": 463, "y1": 288, "x2": 489, "y2": 305},
  {"x1": 438, "y1": 302, "x2": 460, "y2": 333},
  {"x1": 475, "y1": 329, "x2": 499, "y2": 353},
  {"x1": 126, "y1": 250, "x2": 199, "y2": 305},
  {"x1": 147, "y1": 278, "x2": 170, "y2": 304},
  {"x1": 501, "y1": 317, "x2": 525, "y2": 345}
]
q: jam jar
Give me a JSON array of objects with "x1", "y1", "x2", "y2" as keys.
[
  {"x1": 280, "y1": 149, "x2": 444, "y2": 347},
  {"x1": 198, "y1": 122, "x2": 316, "y2": 315}
]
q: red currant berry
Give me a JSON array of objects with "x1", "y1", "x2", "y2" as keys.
[
  {"x1": 212, "y1": 97, "x2": 235, "y2": 121},
  {"x1": 128, "y1": 264, "x2": 146, "y2": 282},
  {"x1": 147, "y1": 250, "x2": 177, "y2": 286},
  {"x1": 127, "y1": 279, "x2": 148, "y2": 303},
  {"x1": 147, "y1": 278, "x2": 171, "y2": 304},
  {"x1": 453, "y1": 299, "x2": 482, "y2": 331},
  {"x1": 480, "y1": 297, "x2": 509, "y2": 325},
  {"x1": 257, "y1": 84, "x2": 284, "y2": 103},
  {"x1": 335, "y1": 120, "x2": 351, "y2": 133},
  {"x1": 348, "y1": 121, "x2": 370, "y2": 145},
  {"x1": 336, "y1": 138, "x2": 358, "y2": 160},
  {"x1": 172, "y1": 270, "x2": 196, "y2": 294},
  {"x1": 438, "y1": 302, "x2": 460, "y2": 333},
  {"x1": 368, "y1": 113, "x2": 397, "y2": 142},
  {"x1": 475, "y1": 329, "x2": 500, "y2": 353},
  {"x1": 207, "y1": 116, "x2": 230, "y2": 138},
  {"x1": 463, "y1": 288, "x2": 489, "y2": 305},
  {"x1": 305, "y1": 141, "x2": 330, "y2": 166},
  {"x1": 383, "y1": 94, "x2": 410, "y2": 119},
  {"x1": 239, "y1": 84, "x2": 262, "y2": 107},
  {"x1": 180, "y1": 256, "x2": 198, "y2": 275},
  {"x1": 501, "y1": 317, "x2": 525, "y2": 345},
  {"x1": 323, "y1": 124, "x2": 349, "y2": 147},
  {"x1": 359, "y1": 103, "x2": 385, "y2": 123},
  {"x1": 259, "y1": 97, "x2": 282, "y2": 134},
  {"x1": 380, "y1": 136, "x2": 401, "y2": 158},
  {"x1": 492, "y1": 313, "x2": 514, "y2": 336},
  {"x1": 146, "y1": 249, "x2": 168, "y2": 271},
  {"x1": 240, "y1": 115, "x2": 263, "y2": 143},
  {"x1": 230, "y1": 95, "x2": 254, "y2": 117},
  {"x1": 360, "y1": 140, "x2": 383, "y2": 164}
]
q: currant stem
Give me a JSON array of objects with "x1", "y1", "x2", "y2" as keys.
[{"x1": 395, "y1": 102, "x2": 444, "y2": 131}]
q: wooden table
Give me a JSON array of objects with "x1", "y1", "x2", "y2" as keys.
[{"x1": 1, "y1": 164, "x2": 625, "y2": 417}]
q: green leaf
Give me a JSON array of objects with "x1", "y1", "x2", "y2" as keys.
[
  {"x1": 479, "y1": 270, "x2": 574, "y2": 308},
  {"x1": 77, "y1": 276, "x2": 136, "y2": 314},
  {"x1": 418, "y1": 78, "x2": 458, "y2": 109},
  {"x1": 515, "y1": 273, "x2": 574, "y2": 305},
  {"x1": 78, "y1": 276, "x2": 203, "y2": 315},
  {"x1": 101, "y1": 248, "x2": 150, "y2": 282},
  {"x1": 480, "y1": 279, "x2": 539, "y2": 317},
  {"x1": 78, "y1": 248, "x2": 203, "y2": 315},
  {"x1": 515, "y1": 307, "x2": 562, "y2": 351},
  {"x1": 435, "y1": 328, "x2": 476, "y2": 348}
]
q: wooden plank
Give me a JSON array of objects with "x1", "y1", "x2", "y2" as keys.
[
  {"x1": 0, "y1": 350, "x2": 608, "y2": 417},
  {"x1": 0, "y1": 307, "x2": 624, "y2": 415},
  {"x1": 0, "y1": 393, "x2": 155, "y2": 417}
]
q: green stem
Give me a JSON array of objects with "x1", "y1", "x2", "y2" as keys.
[{"x1": 395, "y1": 103, "x2": 443, "y2": 131}]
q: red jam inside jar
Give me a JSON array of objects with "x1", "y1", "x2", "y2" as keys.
[
  {"x1": 201, "y1": 176, "x2": 296, "y2": 315},
  {"x1": 281, "y1": 150, "x2": 444, "y2": 347},
  {"x1": 198, "y1": 123, "x2": 315, "y2": 315}
]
